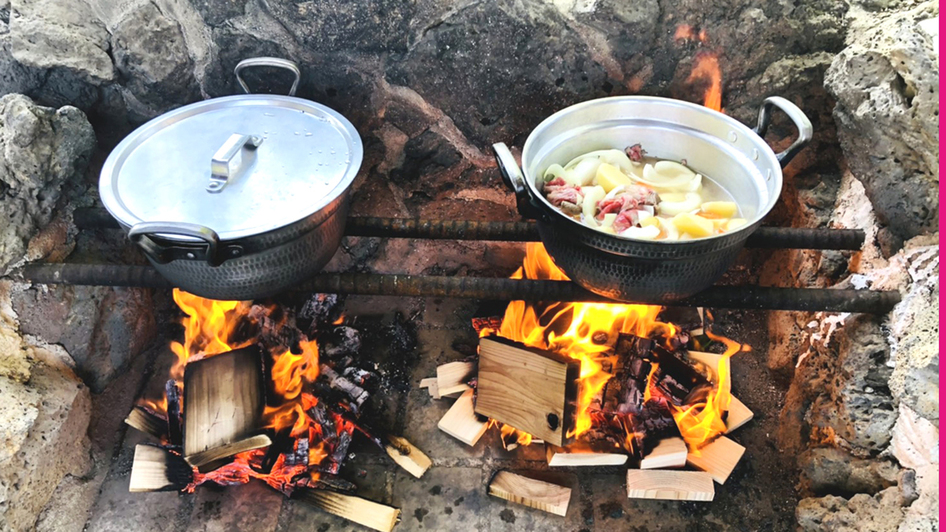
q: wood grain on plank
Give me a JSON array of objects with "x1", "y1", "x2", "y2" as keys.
[
  {"x1": 296, "y1": 489, "x2": 400, "y2": 532},
  {"x1": 626, "y1": 469, "x2": 714, "y2": 501},
  {"x1": 384, "y1": 435, "x2": 431, "y2": 479},
  {"x1": 437, "y1": 388, "x2": 487, "y2": 446},
  {"x1": 640, "y1": 437, "x2": 688, "y2": 469},
  {"x1": 488, "y1": 471, "x2": 571, "y2": 516},
  {"x1": 129, "y1": 445, "x2": 193, "y2": 492},
  {"x1": 724, "y1": 396, "x2": 754, "y2": 433},
  {"x1": 545, "y1": 443, "x2": 628, "y2": 467},
  {"x1": 686, "y1": 435, "x2": 745, "y2": 484},
  {"x1": 437, "y1": 361, "x2": 474, "y2": 398}
]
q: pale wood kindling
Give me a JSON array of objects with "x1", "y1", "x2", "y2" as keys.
[
  {"x1": 125, "y1": 406, "x2": 167, "y2": 440},
  {"x1": 296, "y1": 489, "x2": 400, "y2": 532},
  {"x1": 437, "y1": 361, "x2": 474, "y2": 398},
  {"x1": 129, "y1": 444, "x2": 193, "y2": 492},
  {"x1": 545, "y1": 443, "x2": 629, "y2": 467},
  {"x1": 626, "y1": 469, "x2": 715, "y2": 501},
  {"x1": 488, "y1": 471, "x2": 571, "y2": 516},
  {"x1": 686, "y1": 435, "x2": 746, "y2": 484},
  {"x1": 475, "y1": 337, "x2": 580, "y2": 446},
  {"x1": 437, "y1": 388, "x2": 487, "y2": 446},
  {"x1": 183, "y1": 346, "x2": 267, "y2": 468},
  {"x1": 384, "y1": 435, "x2": 432, "y2": 479},
  {"x1": 639, "y1": 437, "x2": 688, "y2": 469},
  {"x1": 724, "y1": 396, "x2": 754, "y2": 433}
]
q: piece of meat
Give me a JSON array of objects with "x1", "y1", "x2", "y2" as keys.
[
  {"x1": 613, "y1": 211, "x2": 638, "y2": 233},
  {"x1": 625, "y1": 144, "x2": 646, "y2": 163},
  {"x1": 544, "y1": 176, "x2": 584, "y2": 207},
  {"x1": 595, "y1": 184, "x2": 657, "y2": 223}
]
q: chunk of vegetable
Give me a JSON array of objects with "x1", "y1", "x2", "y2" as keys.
[
  {"x1": 572, "y1": 158, "x2": 601, "y2": 186},
  {"x1": 582, "y1": 185, "x2": 606, "y2": 225},
  {"x1": 701, "y1": 201, "x2": 739, "y2": 218},
  {"x1": 600, "y1": 213, "x2": 618, "y2": 229},
  {"x1": 596, "y1": 163, "x2": 632, "y2": 192},
  {"x1": 657, "y1": 192, "x2": 702, "y2": 216},
  {"x1": 620, "y1": 225, "x2": 661, "y2": 240},
  {"x1": 725, "y1": 218, "x2": 748, "y2": 231},
  {"x1": 639, "y1": 216, "x2": 660, "y2": 229},
  {"x1": 672, "y1": 212, "x2": 715, "y2": 238}
]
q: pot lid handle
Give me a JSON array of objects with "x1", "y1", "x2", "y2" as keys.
[
  {"x1": 234, "y1": 57, "x2": 301, "y2": 96},
  {"x1": 208, "y1": 133, "x2": 263, "y2": 193}
]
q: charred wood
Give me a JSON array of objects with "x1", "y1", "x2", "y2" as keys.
[{"x1": 165, "y1": 380, "x2": 183, "y2": 446}]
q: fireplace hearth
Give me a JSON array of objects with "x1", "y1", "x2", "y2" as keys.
[{"x1": 0, "y1": 0, "x2": 937, "y2": 531}]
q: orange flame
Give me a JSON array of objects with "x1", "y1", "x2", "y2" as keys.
[
  {"x1": 673, "y1": 24, "x2": 708, "y2": 44},
  {"x1": 482, "y1": 244, "x2": 674, "y2": 438},
  {"x1": 687, "y1": 50, "x2": 722, "y2": 112},
  {"x1": 168, "y1": 289, "x2": 253, "y2": 381}
]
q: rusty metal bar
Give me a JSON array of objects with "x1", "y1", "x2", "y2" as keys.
[
  {"x1": 72, "y1": 208, "x2": 865, "y2": 250},
  {"x1": 16, "y1": 263, "x2": 900, "y2": 313}
]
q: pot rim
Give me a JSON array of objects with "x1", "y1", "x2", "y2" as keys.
[
  {"x1": 520, "y1": 95, "x2": 782, "y2": 246},
  {"x1": 99, "y1": 94, "x2": 364, "y2": 242}
]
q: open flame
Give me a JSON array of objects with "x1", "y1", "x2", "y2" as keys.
[
  {"x1": 482, "y1": 244, "x2": 740, "y2": 451},
  {"x1": 673, "y1": 24, "x2": 723, "y2": 112}
]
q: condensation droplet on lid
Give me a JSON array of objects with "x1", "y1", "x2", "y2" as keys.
[{"x1": 305, "y1": 132, "x2": 313, "y2": 136}]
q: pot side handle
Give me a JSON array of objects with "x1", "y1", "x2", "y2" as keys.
[
  {"x1": 492, "y1": 143, "x2": 548, "y2": 222},
  {"x1": 752, "y1": 96, "x2": 813, "y2": 167},
  {"x1": 129, "y1": 222, "x2": 228, "y2": 267},
  {"x1": 234, "y1": 57, "x2": 302, "y2": 96}
]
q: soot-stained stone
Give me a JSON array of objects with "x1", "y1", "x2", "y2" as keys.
[
  {"x1": 391, "y1": 129, "x2": 462, "y2": 186},
  {"x1": 798, "y1": 447, "x2": 900, "y2": 497},
  {"x1": 388, "y1": 1, "x2": 609, "y2": 146},
  {"x1": 262, "y1": 0, "x2": 414, "y2": 53}
]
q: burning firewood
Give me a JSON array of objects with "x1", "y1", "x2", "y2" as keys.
[
  {"x1": 295, "y1": 489, "x2": 400, "y2": 532},
  {"x1": 545, "y1": 441, "x2": 628, "y2": 467},
  {"x1": 318, "y1": 364, "x2": 369, "y2": 412},
  {"x1": 129, "y1": 444, "x2": 193, "y2": 492},
  {"x1": 686, "y1": 435, "x2": 745, "y2": 484},
  {"x1": 124, "y1": 405, "x2": 168, "y2": 441},
  {"x1": 626, "y1": 469, "x2": 714, "y2": 501},
  {"x1": 475, "y1": 337, "x2": 580, "y2": 447},
  {"x1": 725, "y1": 396, "x2": 753, "y2": 433},
  {"x1": 639, "y1": 437, "x2": 688, "y2": 469},
  {"x1": 436, "y1": 360, "x2": 474, "y2": 398},
  {"x1": 182, "y1": 345, "x2": 269, "y2": 470},
  {"x1": 165, "y1": 380, "x2": 183, "y2": 446},
  {"x1": 488, "y1": 471, "x2": 571, "y2": 516},
  {"x1": 437, "y1": 388, "x2": 488, "y2": 446}
]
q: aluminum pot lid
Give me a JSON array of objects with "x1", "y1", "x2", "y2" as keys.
[{"x1": 99, "y1": 94, "x2": 363, "y2": 241}]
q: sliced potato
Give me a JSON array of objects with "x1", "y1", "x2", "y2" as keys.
[
  {"x1": 672, "y1": 212, "x2": 715, "y2": 238},
  {"x1": 725, "y1": 218, "x2": 748, "y2": 231},
  {"x1": 639, "y1": 216, "x2": 660, "y2": 229},
  {"x1": 596, "y1": 163, "x2": 632, "y2": 193},
  {"x1": 701, "y1": 201, "x2": 739, "y2": 218}
]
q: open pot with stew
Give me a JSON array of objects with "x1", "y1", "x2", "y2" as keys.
[{"x1": 493, "y1": 96, "x2": 812, "y2": 302}]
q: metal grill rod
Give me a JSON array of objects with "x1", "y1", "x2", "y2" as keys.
[
  {"x1": 72, "y1": 208, "x2": 865, "y2": 250},
  {"x1": 16, "y1": 263, "x2": 900, "y2": 314}
]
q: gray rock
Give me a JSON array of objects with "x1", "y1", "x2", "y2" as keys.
[
  {"x1": 796, "y1": 485, "x2": 911, "y2": 532},
  {"x1": 12, "y1": 284, "x2": 157, "y2": 392},
  {"x1": 0, "y1": 20, "x2": 41, "y2": 97},
  {"x1": 8, "y1": 0, "x2": 113, "y2": 83},
  {"x1": 111, "y1": 2, "x2": 201, "y2": 114},
  {"x1": 0, "y1": 342, "x2": 93, "y2": 532},
  {"x1": 798, "y1": 447, "x2": 900, "y2": 496},
  {"x1": 262, "y1": 0, "x2": 414, "y2": 53},
  {"x1": 824, "y1": 3, "x2": 939, "y2": 241},
  {"x1": 0, "y1": 94, "x2": 95, "y2": 274}
]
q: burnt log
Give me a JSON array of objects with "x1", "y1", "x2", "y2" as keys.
[{"x1": 165, "y1": 380, "x2": 183, "y2": 446}]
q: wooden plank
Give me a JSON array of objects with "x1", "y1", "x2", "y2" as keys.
[
  {"x1": 125, "y1": 406, "x2": 167, "y2": 440},
  {"x1": 419, "y1": 377, "x2": 437, "y2": 389},
  {"x1": 427, "y1": 380, "x2": 441, "y2": 399},
  {"x1": 183, "y1": 346, "x2": 266, "y2": 467},
  {"x1": 545, "y1": 443, "x2": 628, "y2": 467},
  {"x1": 437, "y1": 361, "x2": 474, "y2": 398},
  {"x1": 725, "y1": 396, "x2": 754, "y2": 433},
  {"x1": 185, "y1": 434, "x2": 273, "y2": 472},
  {"x1": 626, "y1": 469, "x2": 714, "y2": 501},
  {"x1": 296, "y1": 489, "x2": 400, "y2": 532},
  {"x1": 686, "y1": 435, "x2": 745, "y2": 484},
  {"x1": 687, "y1": 350, "x2": 731, "y2": 396},
  {"x1": 384, "y1": 435, "x2": 432, "y2": 479},
  {"x1": 639, "y1": 437, "x2": 688, "y2": 469},
  {"x1": 488, "y1": 471, "x2": 571, "y2": 516},
  {"x1": 129, "y1": 445, "x2": 193, "y2": 492},
  {"x1": 437, "y1": 389, "x2": 487, "y2": 446},
  {"x1": 475, "y1": 337, "x2": 580, "y2": 447}
]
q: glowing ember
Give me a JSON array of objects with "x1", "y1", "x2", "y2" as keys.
[{"x1": 480, "y1": 244, "x2": 743, "y2": 452}]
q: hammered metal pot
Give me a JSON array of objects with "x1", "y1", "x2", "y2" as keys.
[
  {"x1": 100, "y1": 58, "x2": 363, "y2": 300},
  {"x1": 494, "y1": 96, "x2": 813, "y2": 302}
]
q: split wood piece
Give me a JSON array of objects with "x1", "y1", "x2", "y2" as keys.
[
  {"x1": 165, "y1": 380, "x2": 183, "y2": 445},
  {"x1": 488, "y1": 471, "x2": 571, "y2": 516},
  {"x1": 686, "y1": 435, "x2": 746, "y2": 484},
  {"x1": 419, "y1": 377, "x2": 437, "y2": 389},
  {"x1": 437, "y1": 361, "x2": 474, "y2": 398},
  {"x1": 639, "y1": 437, "x2": 688, "y2": 469},
  {"x1": 725, "y1": 396, "x2": 754, "y2": 433},
  {"x1": 437, "y1": 388, "x2": 487, "y2": 446},
  {"x1": 686, "y1": 350, "x2": 732, "y2": 397},
  {"x1": 129, "y1": 444, "x2": 193, "y2": 492},
  {"x1": 546, "y1": 443, "x2": 628, "y2": 467},
  {"x1": 185, "y1": 434, "x2": 273, "y2": 473},
  {"x1": 125, "y1": 406, "x2": 168, "y2": 440},
  {"x1": 183, "y1": 345, "x2": 267, "y2": 468},
  {"x1": 420, "y1": 377, "x2": 442, "y2": 399},
  {"x1": 626, "y1": 469, "x2": 714, "y2": 501},
  {"x1": 475, "y1": 337, "x2": 580, "y2": 447},
  {"x1": 296, "y1": 489, "x2": 400, "y2": 532},
  {"x1": 384, "y1": 435, "x2": 432, "y2": 479}
]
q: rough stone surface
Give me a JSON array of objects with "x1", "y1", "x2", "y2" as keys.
[
  {"x1": 12, "y1": 285, "x2": 157, "y2": 392},
  {"x1": 111, "y1": 2, "x2": 201, "y2": 114},
  {"x1": 8, "y1": 0, "x2": 113, "y2": 83},
  {"x1": 0, "y1": 94, "x2": 95, "y2": 274},
  {"x1": 0, "y1": 281, "x2": 29, "y2": 382},
  {"x1": 798, "y1": 447, "x2": 900, "y2": 496},
  {"x1": 0, "y1": 341, "x2": 92, "y2": 532},
  {"x1": 824, "y1": 2, "x2": 939, "y2": 241},
  {"x1": 796, "y1": 485, "x2": 912, "y2": 532},
  {"x1": 0, "y1": 20, "x2": 40, "y2": 97}
]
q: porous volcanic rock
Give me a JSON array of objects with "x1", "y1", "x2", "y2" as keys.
[
  {"x1": 796, "y1": 485, "x2": 912, "y2": 532},
  {"x1": 824, "y1": 2, "x2": 939, "y2": 242},
  {"x1": 798, "y1": 447, "x2": 899, "y2": 496},
  {"x1": 0, "y1": 94, "x2": 95, "y2": 274}
]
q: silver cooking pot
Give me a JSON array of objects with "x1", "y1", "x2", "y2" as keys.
[
  {"x1": 493, "y1": 96, "x2": 812, "y2": 302},
  {"x1": 99, "y1": 58, "x2": 363, "y2": 300}
]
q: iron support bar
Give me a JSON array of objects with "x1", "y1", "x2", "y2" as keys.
[
  {"x1": 17, "y1": 263, "x2": 900, "y2": 314},
  {"x1": 72, "y1": 208, "x2": 865, "y2": 250}
]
